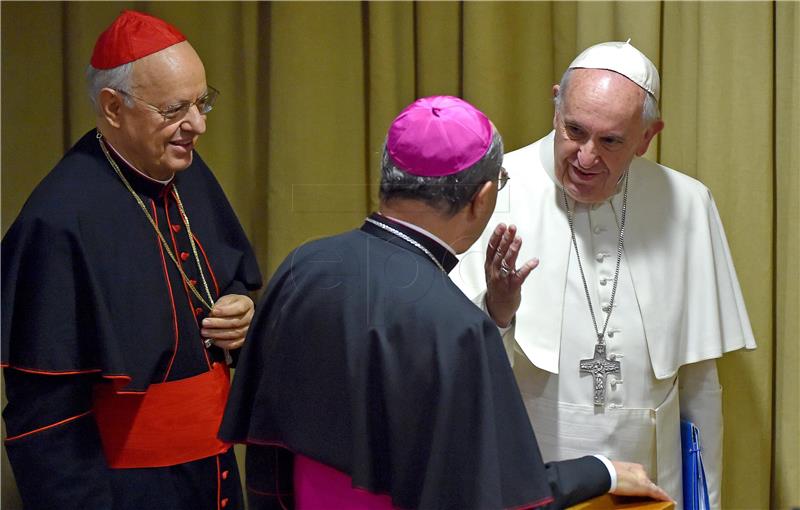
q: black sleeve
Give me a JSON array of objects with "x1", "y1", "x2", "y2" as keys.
[
  {"x1": 2, "y1": 369, "x2": 113, "y2": 509},
  {"x1": 220, "y1": 279, "x2": 250, "y2": 298},
  {"x1": 244, "y1": 444, "x2": 295, "y2": 510},
  {"x1": 543, "y1": 456, "x2": 611, "y2": 509}
]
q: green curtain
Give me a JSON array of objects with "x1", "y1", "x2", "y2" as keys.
[{"x1": 2, "y1": 2, "x2": 797, "y2": 509}]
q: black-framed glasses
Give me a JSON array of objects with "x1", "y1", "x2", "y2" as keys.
[
  {"x1": 116, "y1": 85, "x2": 219, "y2": 122},
  {"x1": 498, "y1": 167, "x2": 510, "y2": 191}
]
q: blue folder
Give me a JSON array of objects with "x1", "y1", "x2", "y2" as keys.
[{"x1": 681, "y1": 419, "x2": 710, "y2": 510}]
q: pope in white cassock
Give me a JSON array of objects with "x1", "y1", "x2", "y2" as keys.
[{"x1": 452, "y1": 41, "x2": 756, "y2": 510}]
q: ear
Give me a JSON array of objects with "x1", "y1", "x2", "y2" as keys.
[
  {"x1": 468, "y1": 180, "x2": 496, "y2": 220},
  {"x1": 98, "y1": 88, "x2": 125, "y2": 128},
  {"x1": 635, "y1": 119, "x2": 665, "y2": 156},
  {"x1": 552, "y1": 84, "x2": 561, "y2": 128}
]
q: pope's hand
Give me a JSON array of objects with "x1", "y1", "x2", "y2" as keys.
[
  {"x1": 609, "y1": 461, "x2": 673, "y2": 502},
  {"x1": 484, "y1": 223, "x2": 539, "y2": 328},
  {"x1": 200, "y1": 294, "x2": 255, "y2": 351}
]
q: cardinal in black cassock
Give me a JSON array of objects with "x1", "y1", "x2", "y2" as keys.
[{"x1": 2, "y1": 11, "x2": 261, "y2": 510}]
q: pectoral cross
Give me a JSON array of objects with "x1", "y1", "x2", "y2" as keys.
[{"x1": 579, "y1": 338, "x2": 621, "y2": 406}]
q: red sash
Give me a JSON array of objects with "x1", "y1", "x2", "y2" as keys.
[{"x1": 93, "y1": 362, "x2": 231, "y2": 468}]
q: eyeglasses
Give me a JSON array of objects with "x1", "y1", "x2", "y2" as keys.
[
  {"x1": 498, "y1": 167, "x2": 510, "y2": 191},
  {"x1": 116, "y1": 86, "x2": 220, "y2": 122}
]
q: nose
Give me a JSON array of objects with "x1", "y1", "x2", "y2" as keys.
[
  {"x1": 576, "y1": 140, "x2": 598, "y2": 169},
  {"x1": 181, "y1": 104, "x2": 207, "y2": 135}
]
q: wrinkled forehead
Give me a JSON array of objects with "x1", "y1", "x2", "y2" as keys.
[{"x1": 562, "y1": 68, "x2": 645, "y2": 123}]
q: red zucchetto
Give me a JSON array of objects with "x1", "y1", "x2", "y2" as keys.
[{"x1": 90, "y1": 10, "x2": 187, "y2": 69}]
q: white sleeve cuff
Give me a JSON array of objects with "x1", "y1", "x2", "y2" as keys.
[
  {"x1": 474, "y1": 291, "x2": 516, "y2": 366},
  {"x1": 478, "y1": 293, "x2": 513, "y2": 332},
  {"x1": 593, "y1": 454, "x2": 617, "y2": 492}
]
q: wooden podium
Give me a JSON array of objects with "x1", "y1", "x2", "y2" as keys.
[{"x1": 568, "y1": 494, "x2": 675, "y2": 509}]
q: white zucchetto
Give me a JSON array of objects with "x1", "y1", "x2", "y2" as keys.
[{"x1": 568, "y1": 40, "x2": 660, "y2": 99}]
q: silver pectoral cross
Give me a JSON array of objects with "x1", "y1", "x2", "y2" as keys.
[{"x1": 579, "y1": 338, "x2": 621, "y2": 406}]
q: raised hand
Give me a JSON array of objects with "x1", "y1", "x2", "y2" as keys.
[{"x1": 484, "y1": 223, "x2": 539, "y2": 328}]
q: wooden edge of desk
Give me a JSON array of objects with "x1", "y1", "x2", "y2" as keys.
[{"x1": 568, "y1": 494, "x2": 675, "y2": 509}]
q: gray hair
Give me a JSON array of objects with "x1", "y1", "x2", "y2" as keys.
[
  {"x1": 379, "y1": 129, "x2": 504, "y2": 216},
  {"x1": 554, "y1": 68, "x2": 661, "y2": 125},
  {"x1": 86, "y1": 62, "x2": 134, "y2": 112}
]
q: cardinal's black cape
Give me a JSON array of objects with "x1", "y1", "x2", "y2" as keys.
[
  {"x1": 220, "y1": 214, "x2": 610, "y2": 509},
  {"x1": 2, "y1": 129, "x2": 262, "y2": 509}
]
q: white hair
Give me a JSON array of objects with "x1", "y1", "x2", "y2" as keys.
[{"x1": 85, "y1": 62, "x2": 134, "y2": 112}]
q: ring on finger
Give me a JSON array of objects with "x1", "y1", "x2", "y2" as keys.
[{"x1": 499, "y1": 266, "x2": 510, "y2": 277}]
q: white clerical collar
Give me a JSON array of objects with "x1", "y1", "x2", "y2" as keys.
[
  {"x1": 540, "y1": 130, "x2": 627, "y2": 209},
  {"x1": 104, "y1": 139, "x2": 175, "y2": 185},
  {"x1": 381, "y1": 215, "x2": 457, "y2": 256}
]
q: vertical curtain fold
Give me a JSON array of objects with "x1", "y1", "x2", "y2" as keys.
[
  {"x1": 414, "y1": 2, "x2": 461, "y2": 98},
  {"x1": 462, "y1": 2, "x2": 556, "y2": 151},
  {"x1": 364, "y1": 1, "x2": 416, "y2": 212},
  {"x1": 773, "y1": 2, "x2": 800, "y2": 508},
  {"x1": 261, "y1": 1, "x2": 369, "y2": 276},
  {"x1": 1, "y1": 2, "x2": 797, "y2": 508},
  {"x1": 660, "y1": 5, "x2": 776, "y2": 506}
]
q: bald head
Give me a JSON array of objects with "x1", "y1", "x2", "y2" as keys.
[{"x1": 130, "y1": 41, "x2": 206, "y2": 96}]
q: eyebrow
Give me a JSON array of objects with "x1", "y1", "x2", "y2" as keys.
[
  {"x1": 163, "y1": 90, "x2": 210, "y2": 107},
  {"x1": 564, "y1": 117, "x2": 626, "y2": 142}
]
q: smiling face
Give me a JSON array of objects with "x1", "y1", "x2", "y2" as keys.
[
  {"x1": 553, "y1": 68, "x2": 662, "y2": 204},
  {"x1": 104, "y1": 41, "x2": 208, "y2": 180}
]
